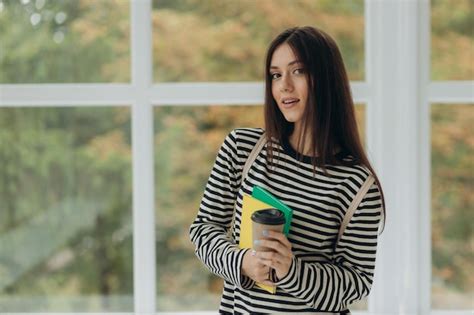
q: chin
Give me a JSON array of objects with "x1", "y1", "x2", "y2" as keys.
[
  {"x1": 280, "y1": 109, "x2": 303, "y2": 122},
  {"x1": 283, "y1": 115, "x2": 301, "y2": 123}
]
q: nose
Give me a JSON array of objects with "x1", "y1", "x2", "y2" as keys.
[{"x1": 280, "y1": 74, "x2": 294, "y2": 93}]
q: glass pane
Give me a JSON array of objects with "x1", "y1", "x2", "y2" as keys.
[
  {"x1": 431, "y1": 0, "x2": 474, "y2": 80},
  {"x1": 431, "y1": 104, "x2": 474, "y2": 309},
  {"x1": 154, "y1": 105, "x2": 263, "y2": 311},
  {"x1": 0, "y1": 0, "x2": 130, "y2": 83},
  {"x1": 154, "y1": 104, "x2": 367, "y2": 311},
  {"x1": 0, "y1": 107, "x2": 133, "y2": 311},
  {"x1": 153, "y1": 0, "x2": 364, "y2": 82}
]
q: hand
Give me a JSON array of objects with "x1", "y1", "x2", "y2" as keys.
[
  {"x1": 241, "y1": 249, "x2": 272, "y2": 283},
  {"x1": 254, "y1": 230, "x2": 293, "y2": 283}
]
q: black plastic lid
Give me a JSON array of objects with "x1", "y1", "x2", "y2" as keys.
[{"x1": 251, "y1": 209, "x2": 285, "y2": 225}]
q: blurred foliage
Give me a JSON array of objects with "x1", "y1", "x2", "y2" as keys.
[
  {"x1": 0, "y1": 108, "x2": 133, "y2": 311},
  {"x1": 0, "y1": 0, "x2": 130, "y2": 83},
  {"x1": 431, "y1": 0, "x2": 474, "y2": 80},
  {"x1": 153, "y1": 0, "x2": 365, "y2": 81},
  {"x1": 431, "y1": 104, "x2": 474, "y2": 308},
  {"x1": 0, "y1": 0, "x2": 472, "y2": 311}
]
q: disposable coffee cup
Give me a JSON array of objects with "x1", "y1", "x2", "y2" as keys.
[{"x1": 251, "y1": 208, "x2": 285, "y2": 252}]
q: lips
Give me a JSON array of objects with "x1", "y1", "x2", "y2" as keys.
[
  {"x1": 282, "y1": 97, "x2": 299, "y2": 103},
  {"x1": 281, "y1": 97, "x2": 300, "y2": 108}
]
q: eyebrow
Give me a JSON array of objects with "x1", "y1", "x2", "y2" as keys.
[{"x1": 270, "y1": 60, "x2": 302, "y2": 70}]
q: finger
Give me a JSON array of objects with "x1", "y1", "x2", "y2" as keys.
[
  {"x1": 256, "y1": 265, "x2": 270, "y2": 274},
  {"x1": 250, "y1": 250, "x2": 268, "y2": 268},
  {"x1": 254, "y1": 269, "x2": 270, "y2": 282},
  {"x1": 259, "y1": 256, "x2": 286, "y2": 269},
  {"x1": 255, "y1": 239, "x2": 289, "y2": 256},
  {"x1": 257, "y1": 250, "x2": 286, "y2": 263},
  {"x1": 258, "y1": 258, "x2": 274, "y2": 268},
  {"x1": 263, "y1": 230, "x2": 292, "y2": 249},
  {"x1": 254, "y1": 262, "x2": 270, "y2": 273}
]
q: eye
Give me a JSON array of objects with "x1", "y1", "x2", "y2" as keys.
[
  {"x1": 293, "y1": 68, "x2": 305, "y2": 75},
  {"x1": 270, "y1": 73, "x2": 281, "y2": 80}
]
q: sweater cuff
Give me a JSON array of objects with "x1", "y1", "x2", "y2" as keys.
[
  {"x1": 275, "y1": 256, "x2": 298, "y2": 289},
  {"x1": 237, "y1": 248, "x2": 255, "y2": 289}
]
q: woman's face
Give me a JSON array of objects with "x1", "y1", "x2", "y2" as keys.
[{"x1": 270, "y1": 43, "x2": 309, "y2": 128}]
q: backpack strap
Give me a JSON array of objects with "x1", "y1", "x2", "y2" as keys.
[
  {"x1": 335, "y1": 175, "x2": 375, "y2": 247},
  {"x1": 241, "y1": 131, "x2": 267, "y2": 183},
  {"x1": 228, "y1": 131, "x2": 266, "y2": 238}
]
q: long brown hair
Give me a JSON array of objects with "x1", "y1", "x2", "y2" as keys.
[{"x1": 263, "y1": 26, "x2": 386, "y2": 230}]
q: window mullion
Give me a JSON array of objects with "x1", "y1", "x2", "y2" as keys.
[
  {"x1": 366, "y1": 0, "x2": 425, "y2": 312},
  {"x1": 131, "y1": 0, "x2": 156, "y2": 313},
  {"x1": 419, "y1": 0, "x2": 431, "y2": 313}
]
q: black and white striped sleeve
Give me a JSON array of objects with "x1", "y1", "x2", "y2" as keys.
[
  {"x1": 189, "y1": 130, "x2": 254, "y2": 289},
  {"x1": 275, "y1": 181, "x2": 383, "y2": 311}
]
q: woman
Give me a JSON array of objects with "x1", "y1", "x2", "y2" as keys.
[{"x1": 190, "y1": 26, "x2": 385, "y2": 314}]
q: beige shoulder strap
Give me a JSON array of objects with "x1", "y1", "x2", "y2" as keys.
[
  {"x1": 336, "y1": 175, "x2": 375, "y2": 247},
  {"x1": 229, "y1": 132, "x2": 266, "y2": 237},
  {"x1": 242, "y1": 132, "x2": 267, "y2": 181}
]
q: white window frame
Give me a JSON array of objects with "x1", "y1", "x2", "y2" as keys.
[{"x1": 0, "y1": 0, "x2": 472, "y2": 314}]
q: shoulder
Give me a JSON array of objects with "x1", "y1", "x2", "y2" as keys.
[
  {"x1": 329, "y1": 162, "x2": 371, "y2": 181},
  {"x1": 346, "y1": 165, "x2": 381, "y2": 202},
  {"x1": 229, "y1": 127, "x2": 264, "y2": 142},
  {"x1": 218, "y1": 128, "x2": 264, "y2": 160},
  {"x1": 329, "y1": 163, "x2": 375, "y2": 191},
  {"x1": 227, "y1": 128, "x2": 265, "y2": 150},
  {"x1": 332, "y1": 164, "x2": 383, "y2": 213}
]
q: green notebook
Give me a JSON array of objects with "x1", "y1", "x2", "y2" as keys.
[{"x1": 252, "y1": 185, "x2": 293, "y2": 235}]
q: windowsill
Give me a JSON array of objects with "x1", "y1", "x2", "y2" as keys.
[{"x1": 3, "y1": 311, "x2": 474, "y2": 315}]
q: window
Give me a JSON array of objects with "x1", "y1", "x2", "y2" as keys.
[
  {"x1": 431, "y1": 0, "x2": 473, "y2": 80},
  {"x1": 0, "y1": 0, "x2": 472, "y2": 313},
  {"x1": 431, "y1": 104, "x2": 473, "y2": 309},
  {"x1": 0, "y1": 0, "x2": 130, "y2": 83},
  {"x1": 429, "y1": 0, "x2": 473, "y2": 309},
  {"x1": 152, "y1": 0, "x2": 365, "y2": 81},
  {"x1": 0, "y1": 107, "x2": 133, "y2": 311}
]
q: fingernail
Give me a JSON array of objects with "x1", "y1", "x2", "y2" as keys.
[
  {"x1": 253, "y1": 240, "x2": 260, "y2": 246},
  {"x1": 251, "y1": 250, "x2": 256, "y2": 256},
  {"x1": 262, "y1": 230, "x2": 269, "y2": 237}
]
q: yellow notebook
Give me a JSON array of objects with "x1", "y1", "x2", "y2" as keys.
[{"x1": 239, "y1": 194, "x2": 277, "y2": 294}]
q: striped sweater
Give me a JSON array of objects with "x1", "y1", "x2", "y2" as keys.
[{"x1": 190, "y1": 128, "x2": 382, "y2": 313}]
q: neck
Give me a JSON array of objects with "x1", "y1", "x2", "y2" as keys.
[
  {"x1": 289, "y1": 123, "x2": 341, "y2": 157},
  {"x1": 289, "y1": 124, "x2": 314, "y2": 156}
]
